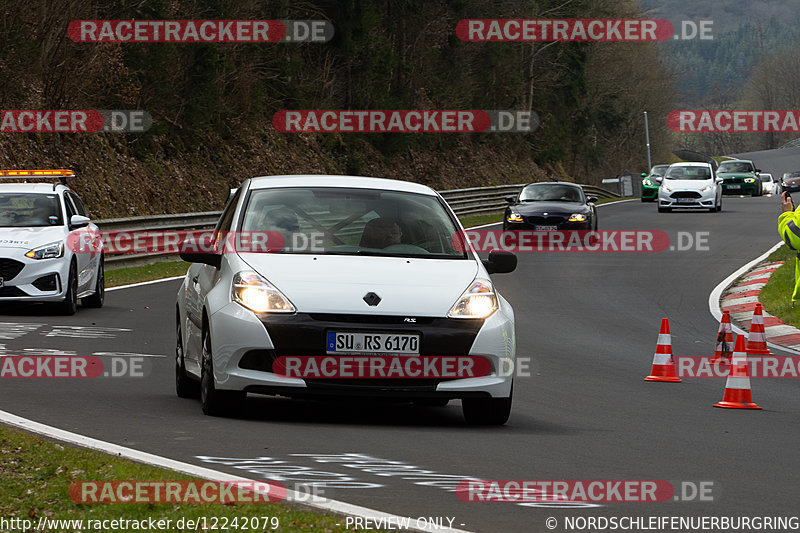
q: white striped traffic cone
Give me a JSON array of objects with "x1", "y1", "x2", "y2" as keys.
[
  {"x1": 645, "y1": 318, "x2": 681, "y2": 382},
  {"x1": 714, "y1": 334, "x2": 762, "y2": 410},
  {"x1": 710, "y1": 310, "x2": 733, "y2": 365},
  {"x1": 746, "y1": 303, "x2": 773, "y2": 356}
]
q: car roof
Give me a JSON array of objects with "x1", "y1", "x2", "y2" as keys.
[
  {"x1": 668, "y1": 162, "x2": 711, "y2": 167},
  {"x1": 247, "y1": 175, "x2": 437, "y2": 195},
  {"x1": 0, "y1": 183, "x2": 69, "y2": 193},
  {"x1": 720, "y1": 159, "x2": 753, "y2": 164},
  {"x1": 523, "y1": 181, "x2": 582, "y2": 188}
]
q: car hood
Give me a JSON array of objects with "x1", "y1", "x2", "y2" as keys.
[
  {"x1": 717, "y1": 172, "x2": 756, "y2": 179},
  {"x1": 661, "y1": 179, "x2": 714, "y2": 190},
  {"x1": 237, "y1": 253, "x2": 480, "y2": 316},
  {"x1": 784, "y1": 178, "x2": 800, "y2": 186},
  {"x1": 0, "y1": 226, "x2": 65, "y2": 250},
  {"x1": 512, "y1": 201, "x2": 589, "y2": 214}
]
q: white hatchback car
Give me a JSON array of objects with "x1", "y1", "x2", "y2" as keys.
[
  {"x1": 657, "y1": 162, "x2": 722, "y2": 213},
  {"x1": 176, "y1": 175, "x2": 517, "y2": 425},
  {"x1": 0, "y1": 170, "x2": 104, "y2": 314}
]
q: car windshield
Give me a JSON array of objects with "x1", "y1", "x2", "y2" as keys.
[
  {"x1": 761, "y1": 175, "x2": 772, "y2": 182},
  {"x1": 718, "y1": 162, "x2": 754, "y2": 173},
  {"x1": 0, "y1": 193, "x2": 62, "y2": 227},
  {"x1": 649, "y1": 165, "x2": 669, "y2": 177},
  {"x1": 664, "y1": 166, "x2": 712, "y2": 180},
  {"x1": 518, "y1": 184, "x2": 583, "y2": 203},
  {"x1": 239, "y1": 187, "x2": 466, "y2": 259}
]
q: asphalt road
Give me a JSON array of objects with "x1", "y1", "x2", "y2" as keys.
[{"x1": 2, "y1": 157, "x2": 799, "y2": 532}]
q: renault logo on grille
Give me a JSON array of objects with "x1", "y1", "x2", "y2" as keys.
[{"x1": 363, "y1": 292, "x2": 381, "y2": 306}]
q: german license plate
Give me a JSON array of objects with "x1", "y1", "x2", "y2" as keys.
[
  {"x1": 327, "y1": 332, "x2": 420, "y2": 355},
  {"x1": 727, "y1": 184, "x2": 741, "y2": 189},
  {"x1": 675, "y1": 198, "x2": 694, "y2": 203},
  {"x1": 534, "y1": 225, "x2": 558, "y2": 231}
]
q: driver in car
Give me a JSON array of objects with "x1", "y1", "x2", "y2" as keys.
[{"x1": 360, "y1": 218, "x2": 402, "y2": 248}]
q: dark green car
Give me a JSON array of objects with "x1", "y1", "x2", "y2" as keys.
[
  {"x1": 717, "y1": 159, "x2": 762, "y2": 196},
  {"x1": 641, "y1": 164, "x2": 669, "y2": 202}
]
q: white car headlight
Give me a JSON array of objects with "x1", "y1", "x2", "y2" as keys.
[
  {"x1": 568, "y1": 213, "x2": 587, "y2": 222},
  {"x1": 507, "y1": 212, "x2": 523, "y2": 222},
  {"x1": 661, "y1": 184, "x2": 672, "y2": 193},
  {"x1": 744, "y1": 178, "x2": 756, "y2": 183},
  {"x1": 700, "y1": 185, "x2": 712, "y2": 193},
  {"x1": 448, "y1": 278, "x2": 498, "y2": 319},
  {"x1": 232, "y1": 271, "x2": 295, "y2": 314},
  {"x1": 25, "y1": 241, "x2": 64, "y2": 260}
]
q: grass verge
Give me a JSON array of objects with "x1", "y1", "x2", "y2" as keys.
[
  {"x1": 106, "y1": 261, "x2": 191, "y2": 288},
  {"x1": 759, "y1": 245, "x2": 800, "y2": 328},
  {"x1": 0, "y1": 425, "x2": 383, "y2": 532}
]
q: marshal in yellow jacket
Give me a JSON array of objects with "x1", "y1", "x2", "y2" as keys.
[{"x1": 778, "y1": 204, "x2": 800, "y2": 302}]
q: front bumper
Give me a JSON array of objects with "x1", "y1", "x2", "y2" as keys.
[
  {"x1": 503, "y1": 217, "x2": 591, "y2": 231},
  {"x1": 0, "y1": 249, "x2": 69, "y2": 301},
  {"x1": 657, "y1": 189, "x2": 717, "y2": 209},
  {"x1": 207, "y1": 300, "x2": 515, "y2": 399},
  {"x1": 721, "y1": 180, "x2": 758, "y2": 195},
  {"x1": 641, "y1": 185, "x2": 659, "y2": 200}
]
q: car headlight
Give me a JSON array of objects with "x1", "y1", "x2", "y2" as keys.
[
  {"x1": 744, "y1": 178, "x2": 755, "y2": 183},
  {"x1": 700, "y1": 185, "x2": 712, "y2": 193},
  {"x1": 568, "y1": 213, "x2": 587, "y2": 222},
  {"x1": 507, "y1": 212, "x2": 523, "y2": 222},
  {"x1": 232, "y1": 271, "x2": 295, "y2": 314},
  {"x1": 448, "y1": 278, "x2": 498, "y2": 319},
  {"x1": 643, "y1": 179, "x2": 653, "y2": 186},
  {"x1": 25, "y1": 241, "x2": 64, "y2": 260}
]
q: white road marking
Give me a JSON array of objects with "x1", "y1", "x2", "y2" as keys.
[{"x1": 0, "y1": 322, "x2": 43, "y2": 340}]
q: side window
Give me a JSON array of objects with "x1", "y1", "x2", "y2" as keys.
[
  {"x1": 68, "y1": 192, "x2": 88, "y2": 217},
  {"x1": 63, "y1": 194, "x2": 77, "y2": 221},
  {"x1": 214, "y1": 188, "x2": 241, "y2": 252}
]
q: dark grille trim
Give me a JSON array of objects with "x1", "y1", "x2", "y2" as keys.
[{"x1": 0, "y1": 258, "x2": 25, "y2": 281}]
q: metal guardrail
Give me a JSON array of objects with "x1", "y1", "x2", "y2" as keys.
[{"x1": 98, "y1": 182, "x2": 620, "y2": 268}]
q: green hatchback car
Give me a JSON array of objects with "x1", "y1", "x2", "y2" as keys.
[
  {"x1": 641, "y1": 164, "x2": 670, "y2": 202},
  {"x1": 717, "y1": 159, "x2": 762, "y2": 196}
]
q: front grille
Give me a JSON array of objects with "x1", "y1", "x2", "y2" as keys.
[
  {"x1": 525, "y1": 215, "x2": 566, "y2": 225},
  {"x1": 0, "y1": 259, "x2": 24, "y2": 281},
  {"x1": 670, "y1": 191, "x2": 701, "y2": 199},
  {"x1": 32, "y1": 273, "x2": 59, "y2": 292},
  {"x1": 309, "y1": 314, "x2": 435, "y2": 325},
  {"x1": 0, "y1": 286, "x2": 27, "y2": 297}
]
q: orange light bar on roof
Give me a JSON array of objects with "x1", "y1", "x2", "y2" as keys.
[{"x1": 0, "y1": 169, "x2": 75, "y2": 177}]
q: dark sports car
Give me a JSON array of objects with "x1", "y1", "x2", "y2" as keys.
[{"x1": 503, "y1": 182, "x2": 598, "y2": 231}]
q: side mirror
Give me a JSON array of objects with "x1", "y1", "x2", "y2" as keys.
[
  {"x1": 482, "y1": 250, "x2": 517, "y2": 275},
  {"x1": 586, "y1": 196, "x2": 598, "y2": 204},
  {"x1": 655, "y1": 177, "x2": 663, "y2": 183},
  {"x1": 180, "y1": 252, "x2": 221, "y2": 269},
  {"x1": 641, "y1": 173, "x2": 647, "y2": 177},
  {"x1": 504, "y1": 195, "x2": 517, "y2": 204},
  {"x1": 69, "y1": 214, "x2": 90, "y2": 230},
  {"x1": 756, "y1": 169, "x2": 762, "y2": 173},
  {"x1": 715, "y1": 177, "x2": 723, "y2": 184}
]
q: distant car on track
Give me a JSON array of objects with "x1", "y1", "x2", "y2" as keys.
[
  {"x1": 176, "y1": 175, "x2": 518, "y2": 425},
  {"x1": 641, "y1": 164, "x2": 670, "y2": 202},
  {"x1": 760, "y1": 173, "x2": 776, "y2": 195},
  {"x1": 782, "y1": 172, "x2": 800, "y2": 195},
  {"x1": 503, "y1": 182, "x2": 598, "y2": 230},
  {"x1": 717, "y1": 159, "x2": 762, "y2": 196},
  {"x1": 657, "y1": 162, "x2": 722, "y2": 213},
  {"x1": 0, "y1": 169, "x2": 104, "y2": 314}
]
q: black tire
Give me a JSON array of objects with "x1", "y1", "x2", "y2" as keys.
[
  {"x1": 200, "y1": 326, "x2": 244, "y2": 416},
  {"x1": 462, "y1": 385, "x2": 512, "y2": 425},
  {"x1": 717, "y1": 199, "x2": 723, "y2": 212},
  {"x1": 176, "y1": 320, "x2": 200, "y2": 398},
  {"x1": 57, "y1": 261, "x2": 78, "y2": 315},
  {"x1": 82, "y1": 256, "x2": 104, "y2": 308}
]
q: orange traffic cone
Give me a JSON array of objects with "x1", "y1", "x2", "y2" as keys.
[
  {"x1": 714, "y1": 334, "x2": 762, "y2": 409},
  {"x1": 710, "y1": 310, "x2": 733, "y2": 365},
  {"x1": 746, "y1": 303, "x2": 773, "y2": 356},
  {"x1": 645, "y1": 318, "x2": 681, "y2": 382}
]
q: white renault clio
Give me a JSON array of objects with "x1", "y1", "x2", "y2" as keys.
[{"x1": 176, "y1": 175, "x2": 517, "y2": 424}]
